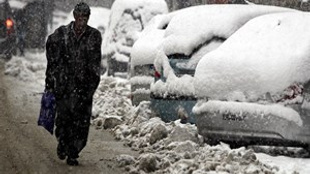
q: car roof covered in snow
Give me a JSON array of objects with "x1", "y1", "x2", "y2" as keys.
[{"x1": 160, "y1": 4, "x2": 295, "y2": 56}]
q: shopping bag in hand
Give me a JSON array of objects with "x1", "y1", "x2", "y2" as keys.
[{"x1": 38, "y1": 91, "x2": 56, "y2": 134}]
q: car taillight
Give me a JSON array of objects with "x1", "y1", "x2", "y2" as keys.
[
  {"x1": 276, "y1": 83, "x2": 304, "y2": 102},
  {"x1": 155, "y1": 70, "x2": 161, "y2": 79},
  {"x1": 6, "y1": 18, "x2": 13, "y2": 29}
]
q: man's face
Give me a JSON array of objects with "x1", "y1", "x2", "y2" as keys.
[{"x1": 74, "y1": 14, "x2": 89, "y2": 31}]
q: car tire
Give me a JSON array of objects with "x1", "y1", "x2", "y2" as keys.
[{"x1": 229, "y1": 142, "x2": 246, "y2": 149}]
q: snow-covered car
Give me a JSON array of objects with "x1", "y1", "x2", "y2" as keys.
[
  {"x1": 193, "y1": 12, "x2": 310, "y2": 150},
  {"x1": 102, "y1": 0, "x2": 168, "y2": 77},
  {"x1": 0, "y1": 0, "x2": 16, "y2": 59},
  {"x1": 129, "y1": 14, "x2": 171, "y2": 106},
  {"x1": 129, "y1": 2, "x2": 253, "y2": 106},
  {"x1": 150, "y1": 4, "x2": 295, "y2": 124}
]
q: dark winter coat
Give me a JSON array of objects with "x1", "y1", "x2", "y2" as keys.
[{"x1": 45, "y1": 22, "x2": 102, "y2": 101}]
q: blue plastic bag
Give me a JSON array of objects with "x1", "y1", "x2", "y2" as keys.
[{"x1": 38, "y1": 91, "x2": 56, "y2": 135}]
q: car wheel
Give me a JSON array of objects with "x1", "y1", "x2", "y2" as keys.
[{"x1": 229, "y1": 142, "x2": 246, "y2": 149}]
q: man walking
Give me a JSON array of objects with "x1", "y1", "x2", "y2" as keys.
[{"x1": 45, "y1": 2, "x2": 102, "y2": 166}]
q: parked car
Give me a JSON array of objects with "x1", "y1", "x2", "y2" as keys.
[
  {"x1": 129, "y1": 14, "x2": 170, "y2": 106},
  {"x1": 149, "y1": 4, "x2": 295, "y2": 124},
  {"x1": 130, "y1": 4, "x2": 246, "y2": 107},
  {"x1": 102, "y1": 0, "x2": 168, "y2": 77},
  {"x1": 193, "y1": 12, "x2": 310, "y2": 150},
  {"x1": 0, "y1": 0, "x2": 16, "y2": 59}
]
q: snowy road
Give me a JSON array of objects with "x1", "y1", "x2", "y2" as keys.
[{"x1": 0, "y1": 60, "x2": 137, "y2": 173}]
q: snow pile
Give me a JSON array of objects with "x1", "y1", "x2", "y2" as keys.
[
  {"x1": 92, "y1": 76, "x2": 132, "y2": 129},
  {"x1": 257, "y1": 152, "x2": 310, "y2": 173},
  {"x1": 111, "y1": 101, "x2": 286, "y2": 173},
  {"x1": 4, "y1": 54, "x2": 46, "y2": 83},
  {"x1": 195, "y1": 12, "x2": 310, "y2": 102},
  {"x1": 129, "y1": 76, "x2": 154, "y2": 86}
]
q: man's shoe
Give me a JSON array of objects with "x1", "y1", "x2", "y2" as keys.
[
  {"x1": 57, "y1": 151, "x2": 66, "y2": 160},
  {"x1": 67, "y1": 157, "x2": 79, "y2": 166},
  {"x1": 57, "y1": 144, "x2": 67, "y2": 160}
]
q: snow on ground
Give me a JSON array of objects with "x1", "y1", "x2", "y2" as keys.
[
  {"x1": 3, "y1": 50, "x2": 310, "y2": 173},
  {"x1": 257, "y1": 152, "x2": 310, "y2": 174}
]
